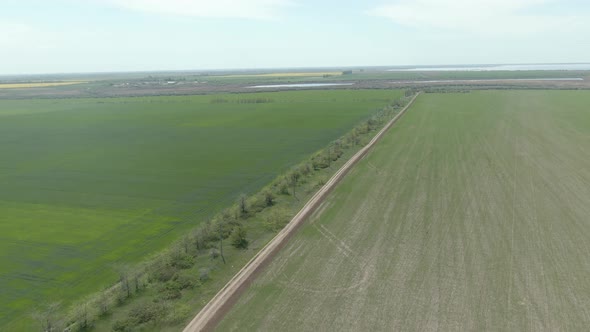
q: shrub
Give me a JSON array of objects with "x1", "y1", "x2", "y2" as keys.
[
  {"x1": 194, "y1": 230, "x2": 209, "y2": 251},
  {"x1": 312, "y1": 153, "x2": 329, "y2": 170},
  {"x1": 112, "y1": 319, "x2": 132, "y2": 332},
  {"x1": 264, "y1": 208, "x2": 291, "y2": 231},
  {"x1": 248, "y1": 195, "x2": 267, "y2": 213},
  {"x1": 211, "y1": 219, "x2": 232, "y2": 239},
  {"x1": 115, "y1": 294, "x2": 126, "y2": 306},
  {"x1": 164, "y1": 303, "x2": 191, "y2": 324},
  {"x1": 170, "y1": 253, "x2": 194, "y2": 270},
  {"x1": 221, "y1": 208, "x2": 234, "y2": 222},
  {"x1": 199, "y1": 268, "x2": 210, "y2": 281},
  {"x1": 298, "y1": 162, "x2": 312, "y2": 176},
  {"x1": 263, "y1": 189, "x2": 275, "y2": 207},
  {"x1": 128, "y1": 302, "x2": 164, "y2": 324},
  {"x1": 331, "y1": 146, "x2": 343, "y2": 160},
  {"x1": 113, "y1": 302, "x2": 165, "y2": 331},
  {"x1": 209, "y1": 248, "x2": 220, "y2": 260},
  {"x1": 157, "y1": 282, "x2": 182, "y2": 300},
  {"x1": 278, "y1": 178, "x2": 290, "y2": 195},
  {"x1": 175, "y1": 272, "x2": 199, "y2": 290},
  {"x1": 150, "y1": 266, "x2": 177, "y2": 283},
  {"x1": 230, "y1": 226, "x2": 249, "y2": 249}
]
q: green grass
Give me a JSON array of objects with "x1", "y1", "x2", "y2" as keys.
[
  {"x1": 219, "y1": 90, "x2": 590, "y2": 331},
  {"x1": 0, "y1": 89, "x2": 402, "y2": 330}
]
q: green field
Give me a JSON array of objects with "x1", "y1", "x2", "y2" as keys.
[
  {"x1": 0, "y1": 90, "x2": 402, "y2": 329},
  {"x1": 219, "y1": 90, "x2": 590, "y2": 331}
]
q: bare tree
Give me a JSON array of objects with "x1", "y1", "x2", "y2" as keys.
[
  {"x1": 115, "y1": 264, "x2": 131, "y2": 300},
  {"x1": 218, "y1": 222, "x2": 226, "y2": 264},
  {"x1": 182, "y1": 235, "x2": 191, "y2": 254},
  {"x1": 73, "y1": 302, "x2": 89, "y2": 330},
  {"x1": 290, "y1": 171, "x2": 301, "y2": 199},
  {"x1": 133, "y1": 273, "x2": 142, "y2": 293},
  {"x1": 263, "y1": 189, "x2": 275, "y2": 206},
  {"x1": 239, "y1": 194, "x2": 248, "y2": 216},
  {"x1": 97, "y1": 290, "x2": 109, "y2": 316},
  {"x1": 32, "y1": 301, "x2": 61, "y2": 332}
]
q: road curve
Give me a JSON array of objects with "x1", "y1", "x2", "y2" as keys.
[{"x1": 183, "y1": 92, "x2": 421, "y2": 332}]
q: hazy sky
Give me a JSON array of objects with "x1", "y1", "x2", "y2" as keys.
[{"x1": 1, "y1": 0, "x2": 589, "y2": 74}]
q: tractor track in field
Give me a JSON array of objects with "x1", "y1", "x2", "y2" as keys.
[{"x1": 183, "y1": 93, "x2": 421, "y2": 332}]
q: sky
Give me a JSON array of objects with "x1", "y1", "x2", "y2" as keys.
[{"x1": 1, "y1": 0, "x2": 589, "y2": 75}]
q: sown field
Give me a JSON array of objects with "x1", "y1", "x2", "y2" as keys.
[
  {"x1": 0, "y1": 89, "x2": 402, "y2": 330},
  {"x1": 0, "y1": 81, "x2": 86, "y2": 89},
  {"x1": 218, "y1": 90, "x2": 590, "y2": 331}
]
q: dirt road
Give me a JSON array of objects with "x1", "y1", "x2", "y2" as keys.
[{"x1": 182, "y1": 93, "x2": 420, "y2": 332}]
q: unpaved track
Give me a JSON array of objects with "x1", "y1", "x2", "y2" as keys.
[{"x1": 183, "y1": 93, "x2": 420, "y2": 332}]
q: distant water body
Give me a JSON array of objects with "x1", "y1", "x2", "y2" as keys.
[
  {"x1": 392, "y1": 78, "x2": 584, "y2": 84},
  {"x1": 390, "y1": 64, "x2": 590, "y2": 71}
]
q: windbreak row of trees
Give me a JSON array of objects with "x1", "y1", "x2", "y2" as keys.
[{"x1": 41, "y1": 92, "x2": 415, "y2": 332}]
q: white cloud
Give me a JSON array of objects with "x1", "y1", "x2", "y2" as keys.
[
  {"x1": 367, "y1": 0, "x2": 587, "y2": 35},
  {"x1": 102, "y1": 0, "x2": 294, "y2": 19}
]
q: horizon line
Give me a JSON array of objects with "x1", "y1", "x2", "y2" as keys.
[{"x1": 2, "y1": 62, "x2": 590, "y2": 78}]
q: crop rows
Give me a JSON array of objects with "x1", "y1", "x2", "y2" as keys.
[{"x1": 219, "y1": 90, "x2": 590, "y2": 331}]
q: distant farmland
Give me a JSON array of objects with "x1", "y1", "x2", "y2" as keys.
[
  {"x1": 0, "y1": 81, "x2": 85, "y2": 89},
  {"x1": 0, "y1": 89, "x2": 402, "y2": 330},
  {"x1": 219, "y1": 90, "x2": 590, "y2": 331},
  {"x1": 217, "y1": 71, "x2": 342, "y2": 78}
]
